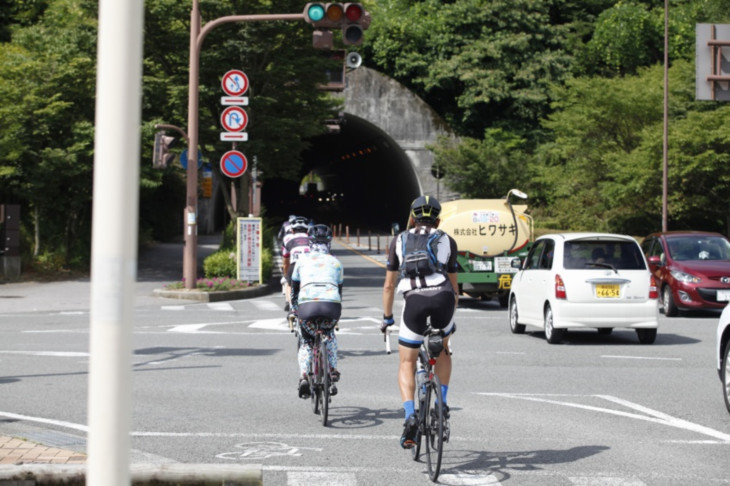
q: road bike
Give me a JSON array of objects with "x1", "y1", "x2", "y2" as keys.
[
  {"x1": 302, "y1": 317, "x2": 337, "y2": 426},
  {"x1": 411, "y1": 326, "x2": 450, "y2": 482}
]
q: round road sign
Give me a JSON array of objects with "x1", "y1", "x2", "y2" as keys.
[
  {"x1": 221, "y1": 106, "x2": 248, "y2": 132},
  {"x1": 221, "y1": 70, "x2": 249, "y2": 97},
  {"x1": 220, "y1": 150, "x2": 248, "y2": 178}
]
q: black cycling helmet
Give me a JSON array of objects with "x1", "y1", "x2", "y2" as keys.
[
  {"x1": 290, "y1": 216, "x2": 309, "y2": 233},
  {"x1": 410, "y1": 195, "x2": 441, "y2": 223},
  {"x1": 308, "y1": 224, "x2": 333, "y2": 244}
]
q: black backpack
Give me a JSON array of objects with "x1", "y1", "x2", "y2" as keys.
[{"x1": 400, "y1": 229, "x2": 446, "y2": 280}]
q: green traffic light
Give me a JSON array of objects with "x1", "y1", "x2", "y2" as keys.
[{"x1": 307, "y1": 4, "x2": 325, "y2": 22}]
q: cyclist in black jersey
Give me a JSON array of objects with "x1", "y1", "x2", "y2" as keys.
[{"x1": 381, "y1": 195, "x2": 459, "y2": 449}]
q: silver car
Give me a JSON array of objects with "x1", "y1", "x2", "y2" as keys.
[{"x1": 509, "y1": 233, "x2": 659, "y2": 344}]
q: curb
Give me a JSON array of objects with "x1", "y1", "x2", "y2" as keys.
[
  {"x1": 0, "y1": 463, "x2": 263, "y2": 485},
  {"x1": 153, "y1": 283, "x2": 273, "y2": 302}
]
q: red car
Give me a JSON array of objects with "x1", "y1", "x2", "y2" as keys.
[{"x1": 641, "y1": 231, "x2": 730, "y2": 316}]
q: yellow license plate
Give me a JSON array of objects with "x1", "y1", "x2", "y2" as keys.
[{"x1": 596, "y1": 284, "x2": 620, "y2": 298}]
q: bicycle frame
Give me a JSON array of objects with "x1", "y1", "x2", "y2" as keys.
[
  {"x1": 303, "y1": 318, "x2": 336, "y2": 426},
  {"x1": 411, "y1": 326, "x2": 448, "y2": 482}
]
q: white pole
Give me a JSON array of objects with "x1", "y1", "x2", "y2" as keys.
[{"x1": 88, "y1": 1, "x2": 144, "y2": 485}]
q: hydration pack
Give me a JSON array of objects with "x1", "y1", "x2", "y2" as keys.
[{"x1": 400, "y1": 229, "x2": 446, "y2": 279}]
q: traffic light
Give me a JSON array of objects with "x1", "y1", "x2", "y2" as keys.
[
  {"x1": 153, "y1": 132, "x2": 175, "y2": 169},
  {"x1": 342, "y1": 3, "x2": 367, "y2": 46},
  {"x1": 304, "y1": 3, "x2": 344, "y2": 29},
  {"x1": 303, "y1": 3, "x2": 370, "y2": 46}
]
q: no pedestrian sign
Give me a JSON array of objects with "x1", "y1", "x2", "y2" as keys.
[
  {"x1": 221, "y1": 70, "x2": 249, "y2": 97},
  {"x1": 220, "y1": 150, "x2": 248, "y2": 178}
]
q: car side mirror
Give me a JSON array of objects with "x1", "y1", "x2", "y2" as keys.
[{"x1": 647, "y1": 255, "x2": 662, "y2": 266}]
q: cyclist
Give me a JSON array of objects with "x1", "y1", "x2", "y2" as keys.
[
  {"x1": 380, "y1": 195, "x2": 459, "y2": 449},
  {"x1": 291, "y1": 224, "x2": 344, "y2": 398},
  {"x1": 281, "y1": 216, "x2": 311, "y2": 312}
]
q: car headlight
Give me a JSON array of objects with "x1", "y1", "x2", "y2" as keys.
[{"x1": 670, "y1": 270, "x2": 701, "y2": 284}]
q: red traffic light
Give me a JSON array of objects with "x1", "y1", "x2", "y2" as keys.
[{"x1": 344, "y1": 3, "x2": 363, "y2": 22}]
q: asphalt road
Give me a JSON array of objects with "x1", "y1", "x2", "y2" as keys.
[{"x1": 1, "y1": 239, "x2": 729, "y2": 485}]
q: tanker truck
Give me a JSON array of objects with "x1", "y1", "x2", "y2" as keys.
[{"x1": 437, "y1": 190, "x2": 533, "y2": 307}]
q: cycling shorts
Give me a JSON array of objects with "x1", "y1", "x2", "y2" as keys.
[
  {"x1": 398, "y1": 280, "x2": 456, "y2": 349},
  {"x1": 297, "y1": 301, "x2": 341, "y2": 345}
]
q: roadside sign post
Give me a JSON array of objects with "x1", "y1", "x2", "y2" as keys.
[{"x1": 184, "y1": 3, "x2": 303, "y2": 290}]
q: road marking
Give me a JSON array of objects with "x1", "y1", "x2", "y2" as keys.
[
  {"x1": 252, "y1": 300, "x2": 282, "y2": 312},
  {"x1": 479, "y1": 393, "x2": 730, "y2": 443},
  {"x1": 207, "y1": 302, "x2": 234, "y2": 311},
  {"x1": 0, "y1": 351, "x2": 88, "y2": 357},
  {"x1": 569, "y1": 477, "x2": 645, "y2": 486},
  {"x1": 0, "y1": 411, "x2": 88, "y2": 432},
  {"x1": 601, "y1": 355, "x2": 682, "y2": 361},
  {"x1": 287, "y1": 471, "x2": 356, "y2": 486}
]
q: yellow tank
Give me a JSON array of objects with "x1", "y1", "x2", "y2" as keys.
[{"x1": 438, "y1": 198, "x2": 533, "y2": 257}]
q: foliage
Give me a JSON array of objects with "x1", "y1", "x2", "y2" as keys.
[
  {"x1": 363, "y1": 0, "x2": 578, "y2": 137},
  {"x1": 165, "y1": 276, "x2": 254, "y2": 291},
  {"x1": 203, "y1": 250, "x2": 238, "y2": 278},
  {"x1": 431, "y1": 129, "x2": 530, "y2": 199}
]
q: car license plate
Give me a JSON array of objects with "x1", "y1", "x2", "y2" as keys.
[
  {"x1": 717, "y1": 290, "x2": 730, "y2": 302},
  {"x1": 470, "y1": 260, "x2": 492, "y2": 272},
  {"x1": 595, "y1": 284, "x2": 620, "y2": 298}
]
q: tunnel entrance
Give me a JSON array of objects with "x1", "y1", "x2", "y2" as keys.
[{"x1": 261, "y1": 114, "x2": 421, "y2": 232}]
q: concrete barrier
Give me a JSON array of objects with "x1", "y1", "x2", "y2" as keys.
[{"x1": 0, "y1": 463, "x2": 263, "y2": 485}]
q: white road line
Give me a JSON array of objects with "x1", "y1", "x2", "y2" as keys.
[
  {"x1": 601, "y1": 355, "x2": 682, "y2": 361},
  {"x1": 569, "y1": 477, "x2": 645, "y2": 486},
  {"x1": 287, "y1": 471, "x2": 357, "y2": 486},
  {"x1": 207, "y1": 302, "x2": 234, "y2": 311},
  {"x1": 252, "y1": 300, "x2": 282, "y2": 312},
  {"x1": 0, "y1": 411, "x2": 88, "y2": 433},
  {"x1": 479, "y1": 393, "x2": 730, "y2": 443},
  {"x1": 0, "y1": 351, "x2": 88, "y2": 357}
]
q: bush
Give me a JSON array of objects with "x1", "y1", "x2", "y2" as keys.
[{"x1": 203, "y1": 250, "x2": 237, "y2": 278}]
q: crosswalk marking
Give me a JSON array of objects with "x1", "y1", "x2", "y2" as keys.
[{"x1": 287, "y1": 472, "x2": 356, "y2": 486}]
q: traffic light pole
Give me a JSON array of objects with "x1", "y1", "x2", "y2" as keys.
[{"x1": 184, "y1": 1, "x2": 303, "y2": 289}]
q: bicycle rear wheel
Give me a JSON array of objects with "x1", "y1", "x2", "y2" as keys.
[
  {"x1": 310, "y1": 339, "x2": 320, "y2": 415},
  {"x1": 319, "y1": 338, "x2": 330, "y2": 426},
  {"x1": 425, "y1": 374, "x2": 444, "y2": 482},
  {"x1": 411, "y1": 351, "x2": 429, "y2": 461}
]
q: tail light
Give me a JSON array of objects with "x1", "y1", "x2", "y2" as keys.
[
  {"x1": 649, "y1": 275, "x2": 658, "y2": 299},
  {"x1": 555, "y1": 274, "x2": 567, "y2": 299}
]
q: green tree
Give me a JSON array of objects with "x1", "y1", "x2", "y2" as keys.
[
  {"x1": 0, "y1": 0, "x2": 97, "y2": 266},
  {"x1": 431, "y1": 129, "x2": 530, "y2": 199}
]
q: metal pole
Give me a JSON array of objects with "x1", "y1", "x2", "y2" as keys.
[
  {"x1": 184, "y1": 1, "x2": 201, "y2": 289},
  {"x1": 87, "y1": 1, "x2": 143, "y2": 485},
  {"x1": 662, "y1": 0, "x2": 669, "y2": 232}
]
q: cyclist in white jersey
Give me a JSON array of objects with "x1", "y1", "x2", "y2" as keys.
[{"x1": 291, "y1": 224, "x2": 344, "y2": 398}]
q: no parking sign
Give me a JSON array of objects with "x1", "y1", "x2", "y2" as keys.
[{"x1": 220, "y1": 150, "x2": 248, "y2": 178}]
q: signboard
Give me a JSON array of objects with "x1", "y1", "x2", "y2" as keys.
[
  {"x1": 237, "y1": 217, "x2": 262, "y2": 282},
  {"x1": 180, "y1": 149, "x2": 203, "y2": 170},
  {"x1": 221, "y1": 106, "x2": 248, "y2": 132},
  {"x1": 220, "y1": 150, "x2": 248, "y2": 178},
  {"x1": 221, "y1": 70, "x2": 249, "y2": 97}
]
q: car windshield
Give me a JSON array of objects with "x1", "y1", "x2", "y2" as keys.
[
  {"x1": 563, "y1": 240, "x2": 646, "y2": 270},
  {"x1": 666, "y1": 235, "x2": 730, "y2": 261}
]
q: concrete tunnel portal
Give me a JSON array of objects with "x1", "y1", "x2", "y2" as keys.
[
  {"x1": 260, "y1": 67, "x2": 457, "y2": 233},
  {"x1": 262, "y1": 114, "x2": 421, "y2": 232}
]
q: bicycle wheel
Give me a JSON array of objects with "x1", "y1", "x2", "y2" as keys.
[
  {"x1": 310, "y1": 337, "x2": 320, "y2": 415},
  {"x1": 424, "y1": 373, "x2": 444, "y2": 482},
  {"x1": 319, "y1": 338, "x2": 330, "y2": 426},
  {"x1": 411, "y1": 351, "x2": 429, "y2": 461}
]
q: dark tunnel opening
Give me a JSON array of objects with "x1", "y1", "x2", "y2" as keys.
[{"x1": 261, "y1": 114, "x2": 421, "y2": 232}]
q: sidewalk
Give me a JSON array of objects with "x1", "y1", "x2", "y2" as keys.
[{"x1": 0, "y1": 435, "x2": 86, "y2": 465}]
